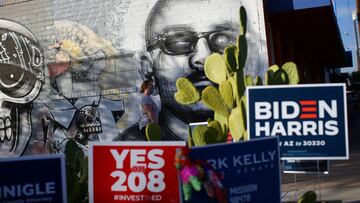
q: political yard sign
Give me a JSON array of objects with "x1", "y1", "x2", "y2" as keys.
[
  {"x1": 283, "y1": 160, "x2": 329, "y2": 174},
  {"x1": 89, "y1": 141, "x2": 185, "y2": 203},
  {"x1": 0, "y1": 154, "x2": 67, "y2": 203},
  {"x1": 185, "y1": 137, "x2": 281, "y2": 203},
  {"x1": 247, "y1": 84, "x2": 349, "y2": 160}
]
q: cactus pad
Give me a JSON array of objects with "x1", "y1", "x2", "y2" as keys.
[
  {"x1": 208, "y1": 120, "x2": 226, "y2": 142},
  {"x1": 230, "y1": 72, "x2": 246, "y2": 105},
  {"x1": 265, "y1": 65, "x2": 279, "y2": 85},
  {"x1": 297, "y1": 191, "x2": 317, "y2": 203},
  {"x1": 273, "y1": 69, "x2": 289, "y2": 85},
  {"x1": 224, "y1": 45, "x2": 238, "y2": 73},
  {"x1": 214, "y1": 112, "x2": 228, "y2": 136},
  {"x1": 229, "y1": 103, "x2": 246, "y2": 141},
  {"x1": 255, "y1": 76, "x2": 263, "y2": 86},
  {"x1": 282, "y1": 62, "x2": 299, "y2": 84},
  {"x1": 239, "y1": 6, "x2": 247, "y2": 35},
  {"x1": 145, "y1": 123, "x2": 161, "y2": 141},
  {"x1": 245, "y1": 75, "x2": 253, "y2": 86},
  {"x1": 204, "y1": 53, "x2": 227, "y2": 84},
  {"x1": 174, "y1": 77, "x2": 200, "y2": 105},
  {"x1": 202, "y1": 86, "x2": 229, "y2": 117},
  {"x1": 237, "y1": 34, "x2": 247, "y2": 70},
  {"x1": 192, "y1": 125, "x2": 218, "y2": 146},
  {"x1": 219, "y1": 80, "x2": 235, "y2": 109},
  {"x1": 187, "y1": 126, "x2": 195, "y2": 147}
]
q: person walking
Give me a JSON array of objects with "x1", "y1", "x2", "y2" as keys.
[{"x1": 139, "y1": 80, "x2": 159, "y2": 136}]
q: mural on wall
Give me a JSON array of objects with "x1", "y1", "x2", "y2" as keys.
[
  {"x1": 115, "y1": 0, "x2": 269, "y2": 141},
  {"x1": 0, "y1": 0, "x2": 269, "y2": 156},
  {"x1": 29, "y1": 20, "x2": 126, "y2": 154},
  {"x1": 104, "y1": 0, "x2": 131, "y2": 52},
  {"x1": 0, "y1": 19, "x2": 44, "y2": 157}
]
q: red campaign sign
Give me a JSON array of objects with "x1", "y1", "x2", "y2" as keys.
[{"x1": 89, "y1": 142, "x2": 185, "y2": 203}]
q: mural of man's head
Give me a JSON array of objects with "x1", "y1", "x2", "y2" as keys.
[
  {"x1": 0, "y1": 19, "x2": 44, "y2": 156},
  {"x1": 139, "y1": 0, "x2": 241, "y2": 122}
]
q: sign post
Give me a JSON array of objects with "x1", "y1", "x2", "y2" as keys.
[
  {"x1": 89, "y1": 141, "x2": 185, "y2": 203},
  {"x1": 247, "y1": 84, "x2": 349, "y2": 160}
]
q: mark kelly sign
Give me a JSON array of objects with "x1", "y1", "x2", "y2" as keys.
[
  {"x1": 89, "y1": 141, "x2": 185, "y2": 203},
  {"x1": 0, "y1": 154, "x2": 67, "y2": 203},
  {"x1": 185, "y1": 137, "x2": 281, "y2": 203},
  {"x1": 247, "y1": 84, "x2": 349, "y2": 160}
]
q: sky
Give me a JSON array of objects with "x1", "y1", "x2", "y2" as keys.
[{"x1": 333, "y1": 0, "x2": 358, "y2": 73}]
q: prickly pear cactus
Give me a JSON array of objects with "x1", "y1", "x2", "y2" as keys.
[
  {"x1": 255, "y1": 76, "x2": 263, "y2": 86},
  {"x1": 214, "y1": 112, "x2": 228, "y2": 136},
  {"x1": 224, "y1": 45, "x2": 238, "y2": 73},
  {"x1": 229, "y1": 100, "x2": 247, "y2": 141},
  {"x1": 245, "y1": 75, "x2": 253, "y2": 86},
  {"x1": 174, "y1": 77, "x2": 200, "y2": 105},
  {"x1": 201, "y1": 86, "x2": 229, "y2": 117},
  {"x1": 208, "y1": 120, "x2": 226, "y2": 142},
  {"x1": 297, "y1": 191, "x2": 317, "y2": 203},
  {"x1": 65, "y1": 139, "x2": 88, "y2": 203},
  {"x1": 192, "y1": 125, "x2": 218, "y2": 146},
  {"x1": 172, "y1": 5, "x2": 300, "y2": 146},
  {"x1": 237, "y1": 35, "x2": 247, "y2": 70},
  {"x1": 219, "y1": 80, "x2": 235, "y2": 109},
  {"x1": 204, "y1": 53, "x2": 227, "y2": 84},
  {"x1": 145, "y1": 123, "x2": 161, "y2": 141},
  {"x1": 282, "y1": 62, "x2": 299, "y2": 84}
]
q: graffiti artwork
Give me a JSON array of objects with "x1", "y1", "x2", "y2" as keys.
[
  {"x1": 0, "y1": 19, "x2": 44, "y2": 157},
  {"x1": 0, "y1": 0, "x2": 268, "y2": 157},
  {"x1": 116, "y1": 0, "x2": 269, "y2": 141}
]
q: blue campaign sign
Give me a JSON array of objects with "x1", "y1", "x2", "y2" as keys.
[
  {"x1": 247, "y1": 84, "x2": 349, "y2": 160},
  {"x1": 0, "y1": 154, "x2": 67, "y2": 203},
  {"x1": 185, "y1": 137, "x2": 281, "y2": 203}
]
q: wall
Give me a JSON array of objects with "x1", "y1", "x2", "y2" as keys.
[{"x1": 0, "y1": 0, "x2": 268, "y2": 157}]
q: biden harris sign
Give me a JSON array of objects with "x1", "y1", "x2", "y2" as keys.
[{"x1": 247, "y1": 84, "x2": 349, "y2": 160}]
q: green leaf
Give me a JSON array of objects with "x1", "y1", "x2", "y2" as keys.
[
  {"x1": 282, "y1": 62, "x2": 299, "y2": 84},
  {"x1": 204, "y1": 53, "x2": 227, "y2": 84},
  {"x1": 174, "y1": 77, "x2": 200, "y2": 105}
]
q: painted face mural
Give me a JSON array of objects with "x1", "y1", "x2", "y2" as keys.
[
  {"x1": 138, "y1": 0, "x2": 241, "y2": 139},
  {"x1": 0, "y1": 19, "x2": 44, "y2": 156}
]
